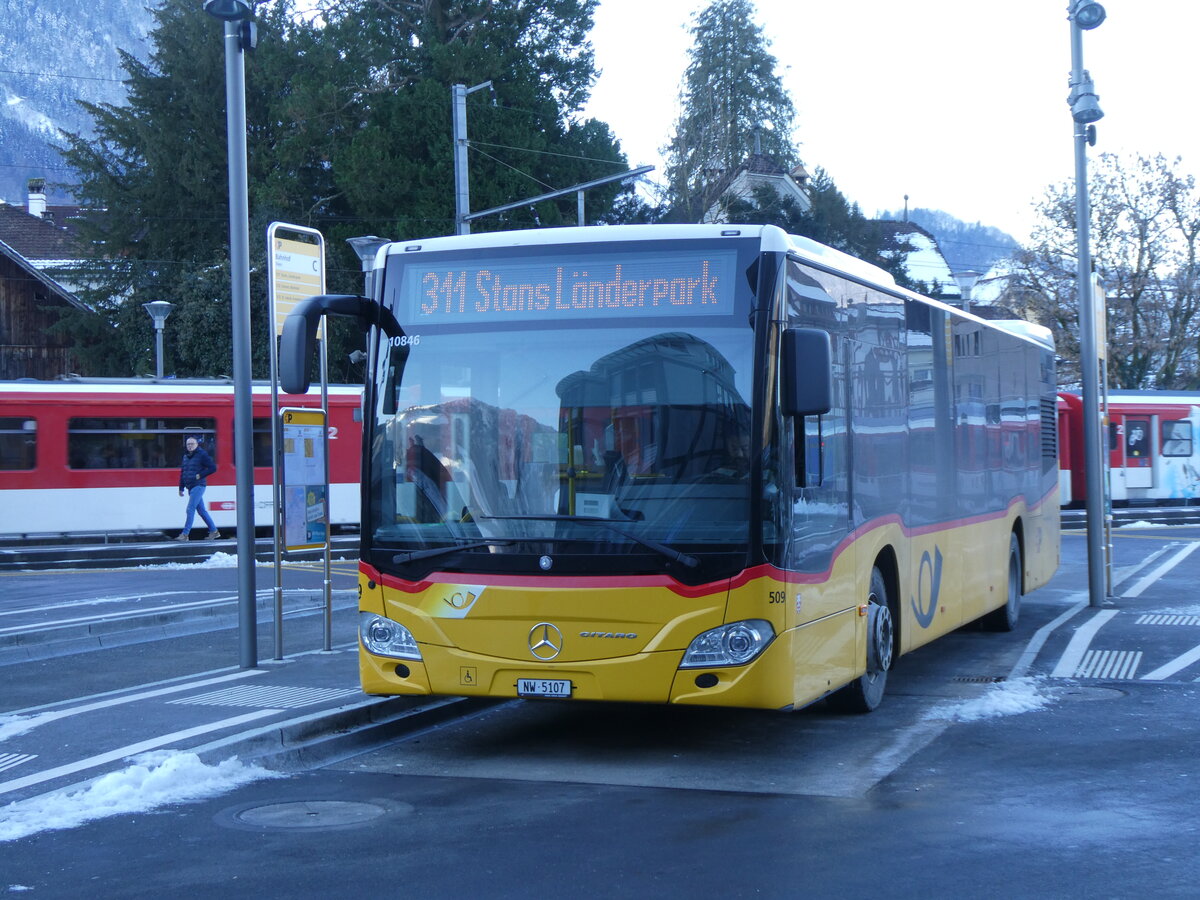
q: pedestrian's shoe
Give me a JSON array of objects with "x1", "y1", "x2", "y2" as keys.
[
  {"x1": 207, "y1": 530, "x2": 222, "y2": 540},
  {"x1": 175, "y1": 533, "x2": 189, "y2": 542}
]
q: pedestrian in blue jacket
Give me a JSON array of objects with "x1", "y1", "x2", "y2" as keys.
[{"x1": 177, "y1": 436, "x2": 221, "y2": 541}]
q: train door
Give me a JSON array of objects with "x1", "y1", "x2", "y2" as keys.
[{"x1": 1109, "y1": 413, "x2": 1154, "y2": 498}]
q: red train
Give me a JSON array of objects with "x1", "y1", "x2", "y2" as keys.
[
  {"x1": 0, "y1": 379, "x2": 363, "y2": 539},
  {"x1": 1058, "y1": 389, "x2": 1200, "y2": 507},
  {"x1": 4, "y1": 381, "x2": 1193, "y2": 539}
]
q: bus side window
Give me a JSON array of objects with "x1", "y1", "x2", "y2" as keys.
[
  {"x1": 797, "y1": 415, "x2": 823, "y2": 488},
  {"x1": 1162, "y1": 420, "x2": 1192, "y2": 457}
]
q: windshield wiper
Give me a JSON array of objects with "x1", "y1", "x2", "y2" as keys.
[
  {"x1": 478, "y1": 515, "x2": 700, "y2": 569},
  {"x1": 392, "y1": 539, "x2": 510, "y2": 564}
]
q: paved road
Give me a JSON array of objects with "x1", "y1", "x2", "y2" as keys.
[{"x1": 2, "y1": 527, "x2": 1199, "y2": 897}]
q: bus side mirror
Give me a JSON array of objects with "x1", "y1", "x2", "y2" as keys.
[
  {"x1": 280, "y1": 294, "x2": 404, "y2": 394},
  {"x1": 280, "y1": 307, "x2": 319, "y2": 395},
  {"x1": 782, "y1": 328, "x2": 833, "y2": 417}
]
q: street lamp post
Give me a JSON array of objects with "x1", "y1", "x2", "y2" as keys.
[
  {"x1": 1068, "y1": 0, "x2": 1108, "y2": 609},
  {"x1": 205, "y1": 0, "x2": 258, "y2": 665},
  {"x1": 142, "y1": 300, "x2": 173, "y2": 379}
]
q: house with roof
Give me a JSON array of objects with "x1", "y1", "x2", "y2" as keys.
[
  {"x1": 0, "y1": 179, "x2": 92, "y2": 380},
  {"x1": 701, "y1": 153, "x2": 812, "y2": 224}
]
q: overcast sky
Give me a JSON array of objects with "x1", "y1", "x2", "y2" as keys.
[{"x1": 583, "y1": 0, "x2": 1198, "y2": 243}]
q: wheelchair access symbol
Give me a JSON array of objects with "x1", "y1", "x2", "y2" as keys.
[{"x1": 910, "y1": 546, "x2": 943, "y2": 630}]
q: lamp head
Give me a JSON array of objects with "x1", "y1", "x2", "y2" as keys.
[
  {"x1": 1071, "y1": 1, "x2": 1106, "y2": 30},
  {"x1": 142, "y1": 300, "x2": 174, "y2": 327},
  {"x1": 346, "y1": 235, "x2": 389, "y2": 270},
  {"x1": 951, "y1": 271, "x2": 982, "y2": 296},
  {"x1": 203, "y1": 0, "x2": 252, "y2": 21}
]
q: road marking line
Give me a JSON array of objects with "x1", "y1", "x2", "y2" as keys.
[
  {"x1": 1075, "y1": 649, "x2": 1142, "y2": 679},
  {"x1": 169, "y1": 684, "x2": 361, "y2": 709},
  {"x1": 1136, "y1": 614, "x2": 1200, "y2": 626},
  {"x1": 0, "y1": 590, "x2": 356, "y2": 638},
  {"x1": 1051, "y1": 609, "x2": 1119, "y2": 677},
  {"x1": 1121, "y1": 541, "x2": 1200, "y2": 598},
  {"x1": 0, "y1": 669, "x2": 266, "y2": 740},
  {"x1": 1009, "y1": 595, "x2": 1089, "y2": 679},
  {"x1": 0, "y1": 753, "x2": 36, "y2": 773},
  {"x1": 0, "y1": 592, "x2": 208, "y2": 619},
  {"x1": 1141, "y1": 643, "x2": 1200, "y2": 681},
  {"x1": 1111, "y1": 543, "x2": 1177, "y2": 592},
  {"x1": 0, "y1": 709, "x2": 282, "y2": 797}
]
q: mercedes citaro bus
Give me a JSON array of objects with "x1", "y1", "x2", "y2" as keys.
[{"x1": 280, "y1": 224, "x2": 1059, "y2": 712}]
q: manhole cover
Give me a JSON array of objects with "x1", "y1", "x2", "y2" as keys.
[{"x1": 220, "y1": 800, "x2": 408, "y2": 832}]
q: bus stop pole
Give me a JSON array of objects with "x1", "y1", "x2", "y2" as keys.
[
  {"x1": 267, "y1": 240, "x2": 284, "y2": 661},
  {"x1": 321, "y1": 334, "x2": 333, "y2": 652}
]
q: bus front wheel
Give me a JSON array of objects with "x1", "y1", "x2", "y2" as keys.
[{"x1": 828, "y1": 567, "x2": 893, "y2": 714}]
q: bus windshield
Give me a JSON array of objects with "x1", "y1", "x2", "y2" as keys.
[{"x1": 367, "y1": 240, "x2": 759, "y2": 575}]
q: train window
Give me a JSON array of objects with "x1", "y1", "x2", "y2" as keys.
[
  {"x1": 68, "y1": 417, "x2": 217, "y2": 469},
  {"x1": 0, "y1": 417, "x2": 36, "y2": 470},
  {"x1": 1162, "y1": 420, "x2": 1193, "y2": 457},
  {"x1": 1125, "y1": 419, "x2": 1150, "y2": 459},
  {"x1": 253, "y1": 417, "x2": 273, "y2": 467}
]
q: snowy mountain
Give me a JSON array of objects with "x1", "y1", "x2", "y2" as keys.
[{"x1": 0, "y1": 0, "x2": 154, "y2": 204}]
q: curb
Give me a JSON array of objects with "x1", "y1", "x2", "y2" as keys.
[{"x1": 189, "y1": 695, "x2": 504, "y2": 772}]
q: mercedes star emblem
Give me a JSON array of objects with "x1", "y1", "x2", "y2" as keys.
[{"x1": 528, "y1": 622, "x2": 563, "y2": 660}]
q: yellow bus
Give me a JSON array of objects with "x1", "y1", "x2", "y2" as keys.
[{"x1": 281, "y1": 224, "x2": 1059, "y2": 712}]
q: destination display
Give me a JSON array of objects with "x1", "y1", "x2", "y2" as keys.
[{"x1": 397, "y1": 249, "x2": 739, "y2": 325}]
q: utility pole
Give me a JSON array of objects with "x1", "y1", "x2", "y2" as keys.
[{"x1": 453, "y1": 81, "x2": 493, "y2": 235}]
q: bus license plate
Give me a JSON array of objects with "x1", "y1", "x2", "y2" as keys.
[{"x1": 517, "y1": 678, "x2": 572, "y2": 698}]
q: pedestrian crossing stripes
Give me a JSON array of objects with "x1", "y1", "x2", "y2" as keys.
[
  {"x1": 167, "y1": 685, "x2": 362, "y2": 709},
  {"x1": 0, "y1": 752, "x2": 37, "y2": 774},
  {"x1": 1136, "y1": 614, "x2": 1200, "y2": 626},
  {"x1": 1073, "y1": 649, "x2": 1142, "y2": 680}
]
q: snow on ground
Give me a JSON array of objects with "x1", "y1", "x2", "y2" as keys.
[
  {"x1": 922, "y1": 676, "x2": 1053, "y2": 723},
  {"x1": 137, "y1": 551, "x2": 243, "y2": 570},
  {"x1": 1115, "y1": 520, "x2": 1172, "y2": 529},
  {"x1": 0, "y1": 751, "x2": 279, "y2": 843},
  {"x1": 0, "y1": 709, "x2": 62, "y2": 742}
]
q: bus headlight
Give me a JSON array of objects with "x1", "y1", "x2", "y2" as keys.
[
  {"x1": 680, "y1": 619, "x2": 775, "y2": 668},
  {"x1": 359, "y1": 613, "x2": 422, "y2": 660}
]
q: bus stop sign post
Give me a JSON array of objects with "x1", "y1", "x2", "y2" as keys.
[{"x1": 267, "y1": 222, "x2": 331, "y2": 656}]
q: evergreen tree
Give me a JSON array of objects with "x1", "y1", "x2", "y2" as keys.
[
  {"x1": 54, "y1": 0, "x2": 633, "y2": 379},
  {"x1": 664, "y1": 0, "x2": 796, "y2": 222}
]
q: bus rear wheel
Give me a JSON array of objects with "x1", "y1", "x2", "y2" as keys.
[
  {"x1": 982, "y1": 533, "x2": 1022, "y2": 632},
  {"x1": 827, "y1": 567, "x2": 893, "y2": 714}
]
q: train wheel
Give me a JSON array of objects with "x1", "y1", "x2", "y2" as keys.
[
  {"x1": 828, "y1": 567, "x2": 893, "y2": 714},
  {"x1": 982, "y1": 533, "x2": 1022, "y2": 632}
]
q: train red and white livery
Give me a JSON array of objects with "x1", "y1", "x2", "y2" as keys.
[
  {"x1": 0, "y1": 379, "x2": 363, "y2": 539},
  {"x1": 1058, "y1": 389, "x2": 1200, "y2": 507}
]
